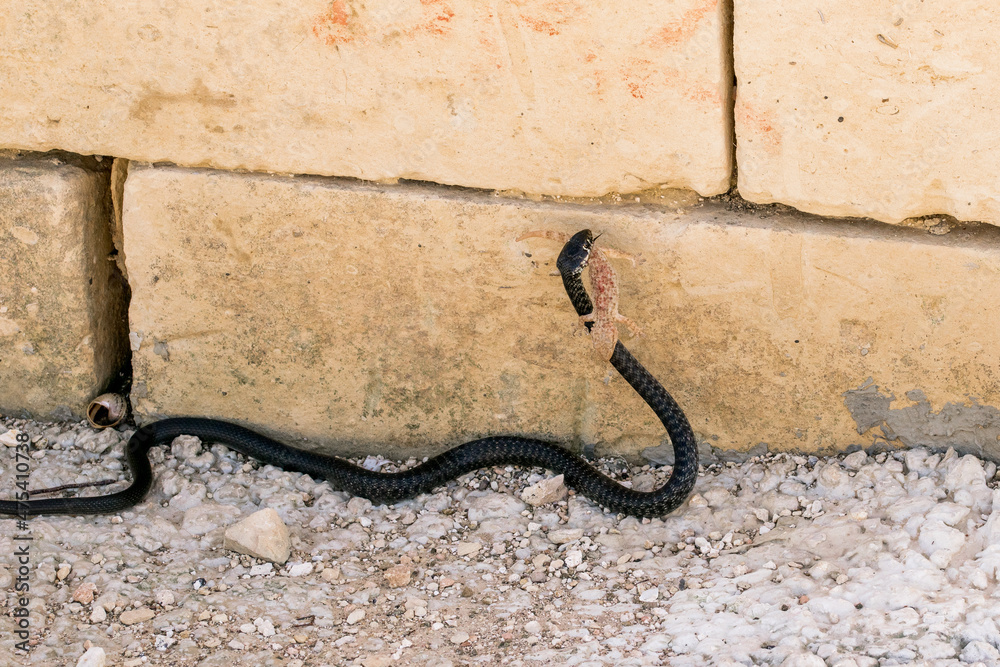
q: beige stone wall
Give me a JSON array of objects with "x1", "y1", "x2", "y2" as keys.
[
  {"x1": 735, "y1": 1, "x2": 1000, "y2": 226},
  {"x1": 0, "y1": 152, "x2": 129, "y2": 419},
  {"x1": 0, "y1": 0, "x2": 733, "y2": 198},
  {"x1": 3, "y1": 6, "x2": 999, "y2": 458},
  {"x1": 124, "y1": 164, "x2": 1000, "y2": 460}
]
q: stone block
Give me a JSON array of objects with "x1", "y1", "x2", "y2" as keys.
[
  {"x1": 0, "y1": 151, "x2": 129, "y2": 419},
  {"x1": 0, "y1": 0, "x2": 732, "y2": 198},
  {"x1": 126, "y1": 163, "x2": 1000, "y2": 459},
  {"x1": 735, "y1": 1, "x2": 1000, "y2": 225}
]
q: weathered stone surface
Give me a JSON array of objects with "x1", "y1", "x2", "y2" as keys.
[
  {"x1": 0, "y1": 0, "x2": 732, "y2": 198},
  {"x1": 0, "y1": 151, "x2": 129, "y2": 419},
  {"x1": 735, "y1": 1, "x2": 1000, "y2": 226},
  {"x1": 126, "y1": 163, "x2": 1000, "y2": 458}
]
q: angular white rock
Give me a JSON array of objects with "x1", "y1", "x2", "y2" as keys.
[
  {"x1": 925, "y1": 502, "x2": 970, "y2": 527},
  {"x1": 223, "y1": 508, "x2": 291, "y2": 564},
  {"x1": 944, "y1": 455, "x2": 986, "y2": 492},
  {"x1": 547, "y1": 528, "x2": 584, "y2": 545},
  {"x1": 286, "y1": 562, "x2": 314, "y2": 577},
  {"x1": 918, "y1": 520, "x2": 966, "y2": 568},
  {"x1": 521, "y1": 474, "x2": 568, "y2": 506},
  {"x1": 780, "y1": 654, "x2": 826, "y2": 667},
  {"x1": 76, "y1": 647, "x2": 107, "y2": 667},
  {"x1": 564, "y1": 550, "x2": 583, "y2": 568},
  {"x1": 841, "y1": 451, "x2": 868, "y2": 471}
]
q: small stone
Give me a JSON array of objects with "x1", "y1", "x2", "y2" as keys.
[
  {"x1": 521, "y1": 475, "x2": 568, "y2": 506},
  {"x1": 254, "y1": 617, "x2": 276, "y2": 637},
  {"x1": 171, "y1": 434, "x2": 203, "y2": 459},
  {"x1": 564, "y1": 550, "x2": 583, "y2": 568},
  {"x1": 524, "y1": 620, "x2": 543, "y2": 635},
  {"x1": 119, "y1": 607, "x2": 155, "y2": 626},
  {"x1": 286, "y1": 562, "x2": 313, "y2": 577},
  {"x1": 961, "y1": 640, "x2": 1000, "y2": 663},
  {"x1": 385, "y1": 564, "x2": 412, "y2": 588},
  {"x1": 404, "y1": 597, "x2": 428, "y2": 611},
  {"x1": 73, "y1": 582, "x2": 98, "y2": 604},
  {"x1": 346, "y1": 609, "x2": 366, "y2": 625},
  {"x1": 90, "y1": 606, "x2": 107, "y2": 624},
  {"x1": 249, "y1": 563, "x2": 274, "y2": 576},
  {"x1": 944, "y1": 455, "x2": 986, "y2": 492},
  {"x1": 918, "y1": 520, "x2": 966, "y2": 568},
  {"x1": 925, "y1": 502, "x2": 970, "y2": 527},
  {"x1": 688, "y1": 493, "x2": 708, "y2": 508},
  {"x1": 56, "y1": 563, "x2": 71, "y2": 580},
  {"x1": 76, "y1": 646, "x2": 107, "y2": 667},
  {"x1": 450, "y1": 631, "x2": 470, "y2": 645},
  {"x1": 361, "y1": 657, "x2": 393, "y2": 667},
  {"x1": 841, "y1": 450, "x2": 868, "y2": 470},
  {"x1": 547, "y1": 528, "x2": 583, "y2": 545},
  {"x1": 154, "y1": 590, "x2": 175, "y2": 606},
  {"x1": 781, "y1": 653, "x2": 826, "y2": 667},
  {"x1": 321, "y1": 566, "x2": 341, "y2": 582},
  {"x1": 223, "y1": 508, "x2": 291, "y2": 564},
  {"x1": 455, "y1": 542, "x2": 482, "y2": 557},
  {"x1": 639, "y1": 588, "x2": 659, "y2": 602},
  {"x1": 0, "y1": 430, "x2": 21, "y2": 447}
]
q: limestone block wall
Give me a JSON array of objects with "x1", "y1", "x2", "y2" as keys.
[
  {"x1": 2, "y1": 2, "x2": 999, "y2": 459},
  {"x1": 122, "y1": 164, "x2": 1000, "y2": 460},
  {"x1": 0, "y1": 152, "x2": 129, "y2": 419},
  {"x1": 735, "y1": 1, "x2": 1000, "y2": 226},
  {"x1": 0, "y1": 0, "x2": 733, "y2": 197}
]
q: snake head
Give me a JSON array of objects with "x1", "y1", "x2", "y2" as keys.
[{"x1": 556, "y1": 229, "x2": 596, "y2": 276}]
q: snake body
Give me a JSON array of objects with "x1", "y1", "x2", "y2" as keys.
[{"x1": 0, "y1": 230, "x2": 697, "y2": 518}]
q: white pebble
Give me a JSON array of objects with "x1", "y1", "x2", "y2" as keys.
[{"x1": 75, "y1": 647, "x2": 106, "y2": 667}]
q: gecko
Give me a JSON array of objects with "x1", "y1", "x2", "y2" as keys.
[{"x1": 517, "y1": 230, "x2": 643, "y2": 361}]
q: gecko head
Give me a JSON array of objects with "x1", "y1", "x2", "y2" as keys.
[{"x1": 556, "y1": 229, "x2": 596, "y2": 276}]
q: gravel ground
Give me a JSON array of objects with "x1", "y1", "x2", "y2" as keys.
[{"x1": 1, "y1": 416, "x2": 1000, "y2": 667}]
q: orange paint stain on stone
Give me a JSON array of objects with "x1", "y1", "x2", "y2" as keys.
[
  {"x1": 736, "y1": 100, "x2": 781, "y2": 150},
  {"x1": 621, "y1": 57, "x2": 654, "y2": 100},
  {"x1": 414, "y1": 0, "x2": 454, "y2": 37},
  {"x1": 647, "y1": 0, "x2": 718, "y2": 48},
  {"x1": 513, "y1": 0, "x2": 578, "y2": 36},
  {"x1": 311, "y1": 0, "x2": 454, "y2": 46},
  {"x1": 618, "y1": 58, "x2": 722, "y2": 108},
  {"x1": 312, "y1": 0, "x2": 354, "y2": 45}
]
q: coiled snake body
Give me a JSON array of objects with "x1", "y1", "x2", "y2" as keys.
[{"x1": 0, "y1": 230, "x2": 697, "y2": 518}]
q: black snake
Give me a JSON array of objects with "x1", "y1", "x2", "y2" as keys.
[{"x1": 0, "y1": 230, "x2": 697, "y2": 518}]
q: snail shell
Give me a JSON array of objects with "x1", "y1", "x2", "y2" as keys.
[{"x1": 87, "y1": 393, "x2": 128, "y2": 429}]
